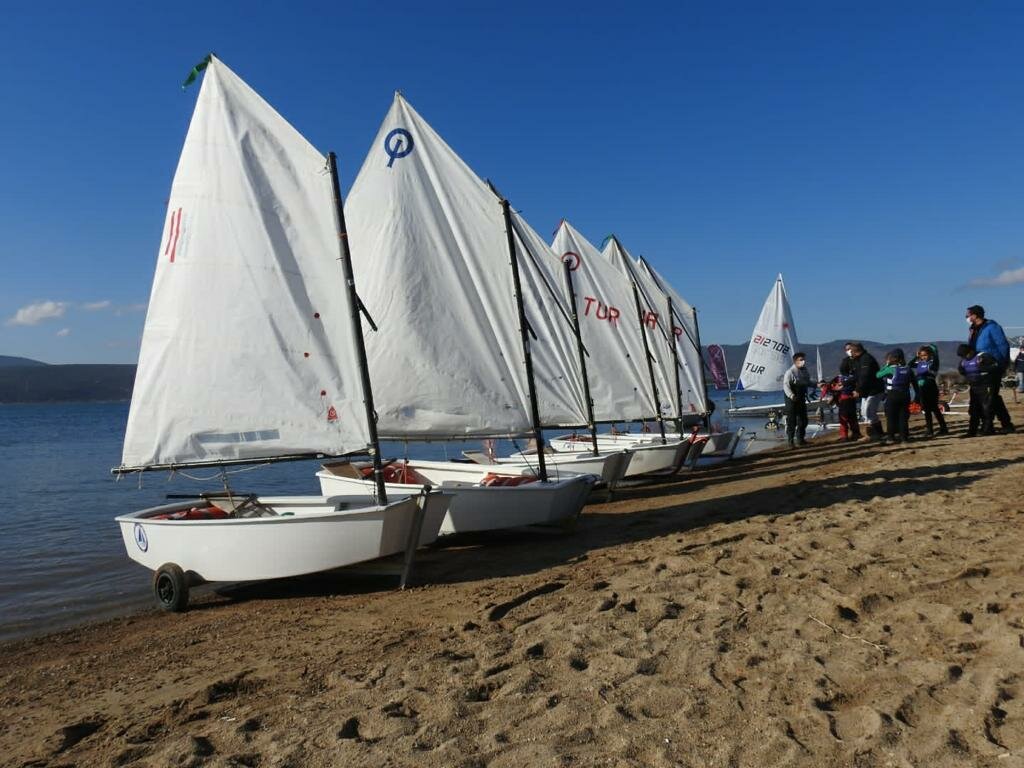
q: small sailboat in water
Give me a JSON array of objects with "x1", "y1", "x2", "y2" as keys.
[{"x1": 114, "y1": 57, "x2": 450, "y2": 611}]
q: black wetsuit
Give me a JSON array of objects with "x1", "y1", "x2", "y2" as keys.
[{"x1": 912, "y1": 357, "x2": 947, "y2": 435}]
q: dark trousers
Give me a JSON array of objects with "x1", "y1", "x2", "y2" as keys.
[
  {"x1": 837, "y1": 396, "x2": 861, "y2": 439},
  {"x1": 968, "y1": 382, "x2": 994, "y2": 434},
  {"x1": 919, "y1": 379, "x2": 947, "y2": 434},
  {"x1": 785, "y1": 396, "x2": 808, "y2": 442},
  {"x1": 884, "y1": 390, "x2": 910, "y2": 440},
  {"x1": 986, "y1": 365, "x2": 1013, "y2": 429}
]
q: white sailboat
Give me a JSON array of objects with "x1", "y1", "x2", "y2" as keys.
[
  {"x1": 114, "y1": 57, "x2": 450, "y2": 611},
  {"x1": 316, "y1": 93, "x2": 603, "y2": 530},
  {"x1": 542, "y1": 223, "x2": 691, "y2": 475}
]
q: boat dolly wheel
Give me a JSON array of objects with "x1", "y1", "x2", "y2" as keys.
[{"x1": 154, "y1": 563, "x2": 189, "y2": 612}]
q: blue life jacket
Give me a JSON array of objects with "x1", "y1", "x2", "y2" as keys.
[
  {"x1": 962, "y1": 356, "x2": 983, "y2": 382},
  {"x1": 887, "y1": 365, "x2": 911, "y2": 391},
  {"x1": 840, "y1": 374, "x2": 856, "y2": 394},
  {"x1": 913, "y1": 359, "x2": 934, "y2": 381}
]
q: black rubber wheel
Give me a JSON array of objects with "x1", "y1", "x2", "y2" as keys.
[{"x1": 153, "y1": 563, "x2": 189, "y2": 612}]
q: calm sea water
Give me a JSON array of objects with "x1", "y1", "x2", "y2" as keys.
[{"x1": 0, "y1": 395, "x2": 789, "y2": 643}]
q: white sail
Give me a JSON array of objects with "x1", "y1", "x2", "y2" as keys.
[
  {"x1": 634, "y1": 256, "x2": 710, "y2": 414},
  {"x1": 816, "y1": 346, "x2": 823, "y2": 382},
  {"x1": 344, "y1": 94, "x2": 588, "y2": 438},
  {"x1": 601, "y1": 237, "x2": 679, "y2": 419},
  {"x1": 121, "y1": 57, "x2": 373, "y2": 470},
  {"x1": 551, "y1": 221, "x2": 661, "y2": 422},
  {"x1": 736, "y1": 274, "x2": 799, "y2": 392}
]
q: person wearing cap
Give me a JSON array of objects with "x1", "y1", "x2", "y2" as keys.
[
  {"x1": 966, "y1": 305, "x2": 1015, "y2": 433},
  {"x1": 782, "y1": 352, "x2": 813, "y2": 448}
]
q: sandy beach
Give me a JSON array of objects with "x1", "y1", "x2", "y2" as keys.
[{"x1": 3, "y1": 403, "x2": 1023, "y2": 768}]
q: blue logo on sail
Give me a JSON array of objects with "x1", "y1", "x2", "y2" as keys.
[
  {"x1": 384, "y1": 128, "x2": 414, "y2": 168},
  {"x1": 133, "y1": 523, "x2": 148, "y2": 552}
]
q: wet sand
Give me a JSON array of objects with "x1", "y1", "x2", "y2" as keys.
[{"x1": 2, "y1": 403, "x2": 1023, "y2": 767}]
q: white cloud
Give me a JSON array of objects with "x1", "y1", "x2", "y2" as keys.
[
  {"x1": 56, "y1": 328, "x2": 71, "y2": 337},
  {"x1": 83, "y1": 300, "x2": 112, "y2": 311},
  {"x1": 5, "y1": 300, "x2": 68, "y2": 326},
  {"x1": 966, "y1": 267, "x2": 1024, "y2": 288}
]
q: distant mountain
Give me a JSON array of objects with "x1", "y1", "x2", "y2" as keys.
[
  {"x1": 0, "y1": 355, "x2": 47, "y2": 368},
  {"x1": 0, "y1": 364, "x2": 135, "y2": 403},
  {"x1": 703, "y1": 340, "x2": 964, "y2": 386}
]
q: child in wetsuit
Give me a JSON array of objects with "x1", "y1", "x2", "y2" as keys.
[
  {"x1": 876, "y1": 349, "x2": 916, "y2": 444},
  {"x1": 913, "y1": 344, "x2": 948, "y2": 437},
  {"x1": 830, "y1": 373, "x2": 860, "y2": 440},
  {"x1": 957, "y1": 343, "x2": 1000, "y2": 436}
]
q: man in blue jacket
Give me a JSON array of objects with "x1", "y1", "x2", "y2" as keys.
[{"x1": 967, "y1": 305, "x2": 1015, "y2": 432}]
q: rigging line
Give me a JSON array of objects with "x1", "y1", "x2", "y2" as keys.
[{"x1": 355, "y1": 294, "x2": 379, "y2": 332}]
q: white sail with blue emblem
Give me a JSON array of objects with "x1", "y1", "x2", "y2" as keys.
[
  {"x1": 120, "y1": 55, "x2": 373, "y2": 471},
  {"x1": 736, "y1": 274, "x2": 798, "y2": 392},
  {"x1": 343, "y1": 93, "x2": 589, "y2": 437},
  {"x1": 551, "y1": 221, "x2": 660, "y2": 422},
  {"x1": 634, "y1": 256, "x2": 710, "y2": 415}
]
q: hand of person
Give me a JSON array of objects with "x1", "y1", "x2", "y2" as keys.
[{"x1": 852, "y1": 390, "x2": 860, "y2": 398}]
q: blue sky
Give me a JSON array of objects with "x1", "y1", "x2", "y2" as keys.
[{"x1": 2, "y1": 1, "x2": 1023, "y2": 364}]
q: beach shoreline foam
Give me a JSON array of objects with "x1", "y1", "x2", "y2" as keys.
[{"x1": 2, "y1": 402, "x2": 1022, "y2": 766}]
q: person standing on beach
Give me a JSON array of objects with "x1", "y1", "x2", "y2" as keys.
[
  {"x1": 783, "y1": 352, "x2": 813, "y2": 448},
  {"x1": 876, "y1": 349, "x2": 915, "y2": 445},
  {"x1": 1013, "y1": 343, "x2": 1024, "y2": 404},
  {"x1": 967, "y1": 305, "x2": 1015, "y2": 433},
  {"x1": 845, "y1": 342, "x2": 884, "y2": 441},
  {"x1": 957, "y1": 343, "x2": 1000, "y2": 437},
  {"x1": 830, "y1": 372, "x2": 861, "y2": 441},
  {"x1": 913, "y1": 344, "x2": 948, "y2": 437}
]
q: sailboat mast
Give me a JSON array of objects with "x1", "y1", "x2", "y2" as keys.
[
  {"x1": 327, "y1": 152, "x2": 387, "y2": 503},
  {"x1": 691, "y1": 305, "x2": 712, "y2": 429},
  {"x1": 499, "y1": 198, "x2": 548, "y2": 482},
  {"x1": 666, "y1": 296, "x2": 685, "y2": 435},
  {"x1": 631, "y1": 280, "x2": 667, "y2": 444},
  {"x1": 562, "y1": 258, "x2": 600, "y2": 456}
]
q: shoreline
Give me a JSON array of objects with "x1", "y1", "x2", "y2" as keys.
[{"x1": 3, "y1": 404, "x2": 1022, "y2": 766}]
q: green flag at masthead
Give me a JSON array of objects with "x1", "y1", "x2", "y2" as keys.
[{"x1": 182, "y1": 54, "x2": 213, "y2": 90}]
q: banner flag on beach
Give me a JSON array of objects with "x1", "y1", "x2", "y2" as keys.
[{"x1": 706, "y1": 344, "x2": 729, "y2": 389}]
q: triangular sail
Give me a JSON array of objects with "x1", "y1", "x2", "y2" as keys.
[
  {"x1": 816, "y1": 346, "x2": 823, "y2": 383},
  {"x1": 635, "y1": 257, "x2": 710, "y2": 414},
  {"x1": 551, "y1": 221, "x2": 660, "y2": 422},
  {"x1": 736, "y1": 274, "x2": 799, "y2": 392},
  {"x1": 121, "y1": 57, "x2": 372, "y2": 470},
  {"x1": 343, "y1": 94, "x2": 588, "y2": 438},
  {"x1": 601, "y1": 237, "x2": 679, "y2": 419}
]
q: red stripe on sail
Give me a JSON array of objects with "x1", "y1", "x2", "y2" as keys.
[{"x1": 169, "y1": 208, "x2": 182, "y2": 263}]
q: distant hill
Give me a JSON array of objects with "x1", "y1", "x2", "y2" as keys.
[
  {"x1": 0, "y1": 355, "x2": 47, "y2": 368},
  {"x1": 0, "y1": 365, "x2": 135, "y2": 403},
  {"x1": 703, "y1": 340, "x2": 963, "y2": 386}
]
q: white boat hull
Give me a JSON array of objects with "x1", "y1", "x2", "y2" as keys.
[
  {"x1": 492, "y1": 449, "x2": 633, "y2": 485},
  {"x1": 115, "y1": 493, "x2": 449, "y2": 583},
  {"x1": 548, "y1": 437, "x2": 687, "y2": 476},
  {"x1": 317, "y1": 466, "x2": 596, "y2": 535}
]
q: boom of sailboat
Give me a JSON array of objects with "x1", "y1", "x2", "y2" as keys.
[{"x1": 113, "y1": 55, "x2": 750, "y2": 612}]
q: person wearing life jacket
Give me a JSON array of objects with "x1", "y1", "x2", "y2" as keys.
[
  {"x1": 966, "y1": 305, "x2": 1015, "y2": 433},
  {"x1": 829, "y1": 372, "x2": 860, "y2": 441},
  {"x1": 844, "y1": 342, "x2": 884, "y2": 440},
  {"x1": 957, "y1": 343, "x2": 1000, "y2": 437},
  {"x1": 876, "y1": 348, "x2": 916, "y2": 445},
  {"x1": 782, "y1": 352, "x2": 813, "y2": 448},
  {"x1": 912, "y1": 344, "x2": 948, "y2": 437}
]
